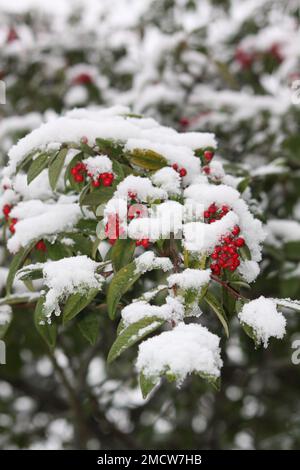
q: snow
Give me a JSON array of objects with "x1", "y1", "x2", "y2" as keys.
[
  {"x1": 114, "y1": 175, "x2": 166, "y2": 202},
  {"x1": 238, "y1": 296, "x2": 286, "y2": 348},
  {"x1": 151, "y1": 167, "x2": 181, "y2": 196},
  {"x1": 41, "y1": 256, "x2": 104, "y2": 320},
  {"x1": 167, "y1": 269, "x2": 211, "y2": 291},
  {"x1": 8, "y1": 200, "x2": 82, "y2": 253},
  {"x1": 128, "y1": 201, "x2": 184, "y2": 241},
  {"x1": 121, "y1": 296, "x2": 184, "y2": 326},
  {"x1": 238, "y1": 260, "x2": 260, "y2": 283},
  {"x1": 136, "y1": 323, "x2": 223, "y2": 385},
  {"x1": 266, "y1": 220, "x2": 300, "y2": 244},
  {"x1": 5, "y1": 111, "x2": 216, "y2": 178},
  {"x1": 83, "y1": 155, "x2": 112, "y2": 177},
  {"x1": 134, "y1": 252, "x2": 173, "y2": 274},
  {"x1": 183, "y1": 211, "x2": 239, "y2": 253},
  {"x1": 0, "y1": 305, "x2": 12, "y2": 325}
]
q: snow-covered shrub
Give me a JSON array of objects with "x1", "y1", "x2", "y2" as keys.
[{"x1": 1, "y1": 106, "x2": 299, "y2": 398}]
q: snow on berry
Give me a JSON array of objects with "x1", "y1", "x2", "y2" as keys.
[{"x1": 238, "y1": 297, "x2": 286, "y2": 348}]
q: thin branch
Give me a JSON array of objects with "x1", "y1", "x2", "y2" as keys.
[{"x1": 210, "y1": 275, "x2": 248, "y2": 300}]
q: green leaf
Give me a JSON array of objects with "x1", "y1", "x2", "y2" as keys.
[
  {"x1": 63, "y1": 288, "x2": 99, "y2": 324},
  {"x1": 139, "y1": 372, "x2": 157, "y2": 399},
  {"x1": 34, "y1": 296, "x2": 57, "y2": 349},
  {"x1": 241, "y1": 322, "x2": 260, "y2": 347},
  {"x1": 81, "y1": 187, "x2": 115, "y2": 206},
  {"x1": 27, "y1": 153, "x2": 49, "y2": 184},
  {"x1": 17, "y1": 265, "x2": 43, "y2": 281},
  {"x1": 198, "y1": 372, "x2": 221, "y2": 391},
  {"x1": 95, "y1": 138, "x2": 123, "y2": 158},
  {"x1": 237, "y1": 176, "x2": 251, "y2": 193},
  {"x1": 204, "y1": 291, "x2": 229, "y2": 337},
  {"x1": 240, "y1": 245, "x2": 251, "y2": 261},
  {"x1": 284, "y1": 241, "x2": 300, "y2": 261},
  {"x1": 107, "y1": 261, "x2": 140, "y2": 319},
  {"x1": 0, "y1": 293, "x2": 40, "y2": 306},
  {"x1": 107, "y1": 316, "x2": 164, "y2": 363},
  {"x1": 111, "y1": 238, "x2": 136, "y2": 271},
  {"x1": 48, "y1": 147, "x2": 68, "y2": 190},
  {"x1": 78, "y1": 309, "x2": 101, "y2": 345},
  {"x1": 6, "y1": 242, "x2": 36, "y2": 294},
  {"x1": 128, "y1": 149, "x2": 167, "y2": 170},
  {"x1": 16, "y1": 150, "x2": 37, "y2": 173}
]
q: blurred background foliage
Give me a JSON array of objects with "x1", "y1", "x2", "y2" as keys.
[{"x1": 0, "y1": 0, "x2": 300, "y2": 449}]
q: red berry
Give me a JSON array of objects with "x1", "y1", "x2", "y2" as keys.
[
  {"x1": 74, "y1": 174, "x2": 84, "y2": 183},
  {"x1": 211, "y1": 252, "x2": 219, "y2": 260},
  {"x1": 203, "y1": 150, "x2": 214, "y2": 162},
  {"x1": 128, "y1": 191, "x2": 137, "y2": 200},
  {"x1": 3, "y1": 204, "x2": 11, "y2": 218},
  {"x1": 235, "y1": 237, "x2": 245, "y2": 247},
  {"x1": 92, "y1": 180, "x2": 100, "y2": 188},
  {"x1": 9, "y1": 220, "x2": 17, "y2": 234},
  {"x1": 222, "y1": 205, "x2": 229, "y2": 214},
  {"x1": 71, "y1": 167, "x2": 78, "y2": 176},
  {"x1": 211, "y1": 263, "x2": 221, "y2": 276},
  {"x1": 103, "y1": 178, "x2": 112, "y2": 187},
  {"x1": 36, "y1": 240, "x2": 47, "y2": 252},
  {"x1": 208, "y1": 203, "x2": 217, "y2": 214},
  {"x1": 179, "y1": 117, "x2": 190, "y2": 128},
  {"x1": 232, "y1": 225, "x2": 240, "y2": 236},
  {"x1": 209, "y1": 218, "x2": 216, "y2": 224},
  {"x1": 72, "y1": 73, "x2": 92, "y2": 85},
  {"x1": 203, "y1": 166, "x2": 210, "y2": 175},
  {"x1": 204, "y1": 210, "x2": 210, "y2": 219},
  {"x1": 235, "y1": 48, "x2": 254, "y2": 69},
  {"x1": 108, "y1": 173, "x2": 114, "y2": 183},
  {"x1": 7, "y1": 28, "x2": 18, "y2": 43},
  {"x1": 179, "y1": 168, "x2": 187, "y2": 177},
  {"x1": 141, "y1": 239, "x2": 150, "y2": 248},
  {"x1": 136, "y1": 240, "x2": 142, "y2": 246},
  {"x1": 172, "y1": 163, "x2": 179, "y2": 171}
]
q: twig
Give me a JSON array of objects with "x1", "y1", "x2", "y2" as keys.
[{"x1": 210, "y1": 274, "x2": 248, "y2": 300}]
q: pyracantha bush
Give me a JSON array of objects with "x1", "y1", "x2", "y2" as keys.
[{"x1": 0, "y1": 106, "x2": 299, "y2": 398}]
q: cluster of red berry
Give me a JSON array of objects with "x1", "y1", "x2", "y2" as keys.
[
  {"x1": 210, "y1": 226, "x2": 245, "y2": 276},
  {"x1": 172, "y1": 164, "x2": 187, "y2": 177},
  {"x1": 70, "y1": 163, "x2": 114, "y2": 187},
  {"x1": 2, "y1": 204, "x2": 17, "y2": 234},
  {"x1": 204, "y1": 203, "x2": 229, "y2": 224},
  {"x1": 235, "y1": 43, "x2": 283, "y2": 70}
]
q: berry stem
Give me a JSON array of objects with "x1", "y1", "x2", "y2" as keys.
[{"x1": 210, "y1": 274, "x2": 248, "y2": 300}]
